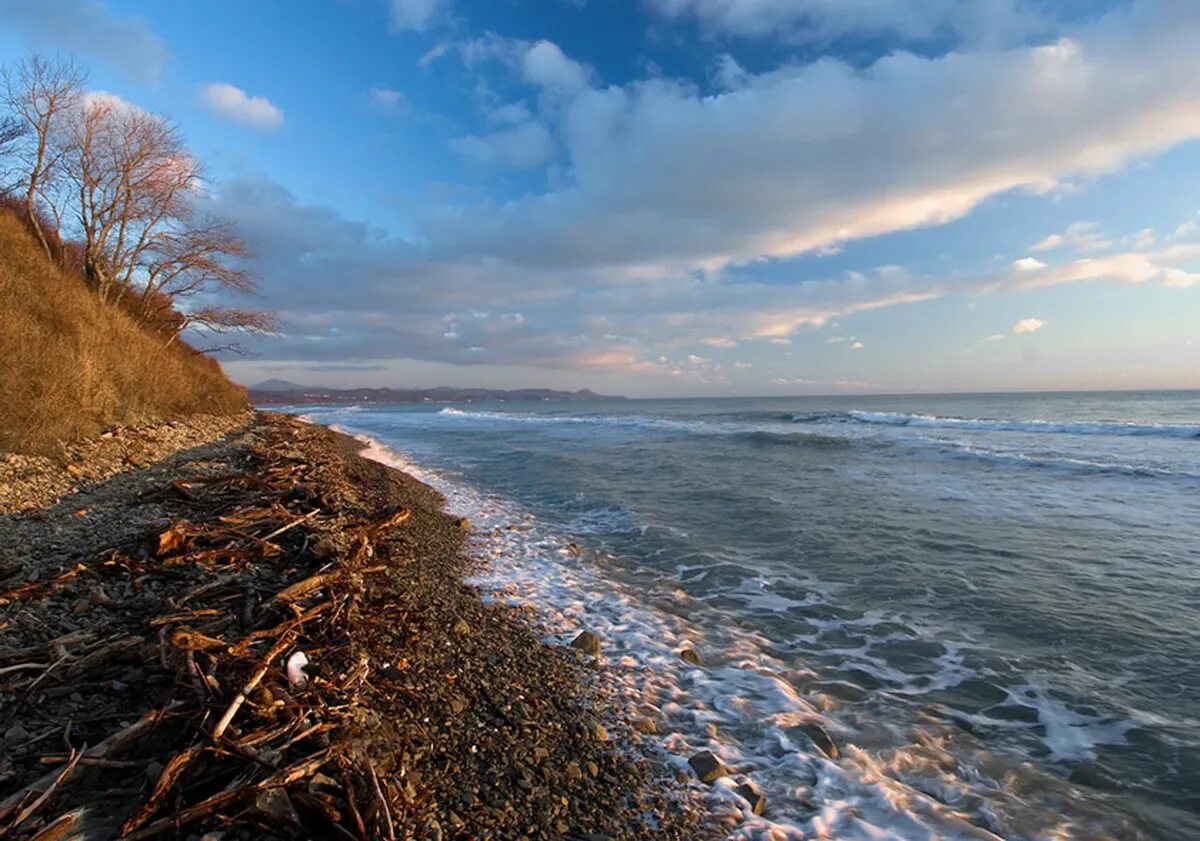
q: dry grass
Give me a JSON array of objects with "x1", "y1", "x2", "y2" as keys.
[{"x1": 0, "y1": 206, "x2": 248, "y2": 455}]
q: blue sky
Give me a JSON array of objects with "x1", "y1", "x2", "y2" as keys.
[{"x1": 2, "y1": 0, "x2": 1198, "y2": 396}]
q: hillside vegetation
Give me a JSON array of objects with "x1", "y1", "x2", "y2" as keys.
[{"x1": 0, "y1": 207, "x2": 247, "y2": 454}]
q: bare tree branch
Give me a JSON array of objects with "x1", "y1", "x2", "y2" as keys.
[{"x1": 1, "y1": 54, "x2": 86, "y2": 261}]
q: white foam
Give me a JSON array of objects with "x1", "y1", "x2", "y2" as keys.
[{"x1": 846, "y1": 411, "x2": 1200, "y2": 440}]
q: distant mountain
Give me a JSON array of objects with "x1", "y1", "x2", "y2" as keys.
[
  {"x1": 252, "y1": 379, "x2": 306, "y2": 392},
  {"x1": 248, "y1": 384, "x2": 624, "y2": 405}
]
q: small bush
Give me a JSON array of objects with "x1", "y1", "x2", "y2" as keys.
[{"x1": 0, "y1": 206, "x2": 248, "y2": 454}]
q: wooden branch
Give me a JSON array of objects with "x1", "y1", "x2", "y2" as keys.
[{"x1": 211, "y1": 630, "x2": 297, "y2": 741}]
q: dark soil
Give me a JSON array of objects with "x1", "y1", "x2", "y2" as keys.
[{"x1": 0, "y1": 413, "x2": 710, "y2": 839}]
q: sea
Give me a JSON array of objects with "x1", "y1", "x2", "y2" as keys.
[{"x1": 292, "y1": 390, "x2": 1200, "y2": 840}]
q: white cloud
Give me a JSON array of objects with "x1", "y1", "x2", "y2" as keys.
[
  {"x1": 427, "y1": 4, "x2": 1200, "y2": 278},
  {"x1": 850, "y1": 340, "x2": 865, "y2": 350},
  {"x1": 522, "y1": 40, "x2": 589, "y2": 92},
  {"x1": 368, "y1": 88, "x2": 405, "y2": 109},
  {"x1": 1030, "y1": 233, "x2": 1064, "y2": 251},
  {"x1": 984, "y1": 333, "x2": 1006, "y2": 342},
  {"x1": 1010, "y1": 245, "x2": 1200, "y2": 291},
  {"x1": 701, "y1": 336, "x2": 738, "y2": 348},
  {"x1": 1029, "y1": 222, "x2": 1111, "y2": 253},
  {"x1": 390, "y1": 0, "x2": 449, "y2": 31},
  {"x1": 1014, "y1": 257, "x2": 1047, "y2": 271},
  {"x1": 0, "y1": 0, "x2": 169, "y2": 83},
  {"x1": 450, "y1": 121, "x2": 555, "y2": 169},
  {"x1": 1133, "y1": 228, "x2": 1156, "y2": 250},
  {"x1": 199, "y1": 83, "x2": 283, "y2": 129},
  {"x1": 1171, "y1": 218, "x2": 1199, "y2": 239},
  {"x1": 418, "y1": 43, "x2": 449, "y2": 68},
  {"x1": 1012, "y1": 317, "x2": 1046, "y2": 334},
  {"x1": 733, "y1": 361, "x2": 754, "y2": 370}
]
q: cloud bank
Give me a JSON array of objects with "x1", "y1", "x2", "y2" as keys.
[
  {"x1": 212, "y1": 1, "x2": 1200, "y2": 386},
  {"x1": 423, "y1": 3, "x2": 1200, "y2": 281},
  {"x1": 0, "y1": 0, "x2": 170, "y2": 82}
]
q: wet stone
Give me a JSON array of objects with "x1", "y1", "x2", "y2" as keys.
[
  {"x1": 679, "y1": 647, "x2": 703, "y2": 666},
  {"x1": 794, "y1": 722, "x2": 839, "y2": 759},
  {"x1": 735, "y1": 782, "x2": 767, "y2": 816},
  {"x1": 569, "y1": 630, "x2": 601, "y2": 658},
  {"x1": 688, "y1": 750, "x2": 727, "y2": 783}
]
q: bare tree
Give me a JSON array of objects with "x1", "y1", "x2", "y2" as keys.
[
  {"x1": 64, "y1": 97, "x2": 276, "y2": 348},
  {"x1": 1, "y1": 54, "x2": 86, "y2": 260},
  {"x1": 2, "y1": 52, "x2": 276, "y2": 353},
  {"x1": 65, "y1": 94, "x2": 197, "y2": 302}
]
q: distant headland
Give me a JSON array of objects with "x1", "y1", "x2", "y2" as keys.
[{"x1": 248, "y1": 380, "x2": 625, "y2": 405}]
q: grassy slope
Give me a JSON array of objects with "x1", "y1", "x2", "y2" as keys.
[{"x1": 0, "y1": 207, "x2": 247, "y2": 454}]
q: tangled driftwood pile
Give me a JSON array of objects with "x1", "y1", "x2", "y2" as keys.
[
  {"x1": 2, "y1": 438, "x2": 414, "y2": 838},
  {"x1": 0, "y1": 415, "x2": 707, "y2": 840}
]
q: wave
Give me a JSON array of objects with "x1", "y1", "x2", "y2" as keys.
[
  {"x1": 941, "y1": 443, "x2": 1194, "y2": 480},
  {"x1": 842, "y1": 411, "x2": 1200, "y2": 439},
  {"x1": 737, "y1": 430, "x2": 854, "y2": 449}
]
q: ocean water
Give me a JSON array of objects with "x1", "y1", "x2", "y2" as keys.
[{"x1": 294, "y1": 391, "x2": 1200, "y2": 840}]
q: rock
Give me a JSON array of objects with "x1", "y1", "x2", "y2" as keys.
[
  {"x1": 254, "y1": 788, "x2": 299, "y2": 823},
  {"x1": 688, "y1": 750, "x2": 727, "y2": 783},
  {"x1": 735, "y1": 782, "x2": 767, "y2": 816},
  {"x1": 632, "y1": 717, "x2": 657, "y2": 735},
  {"x1": 449, "y1": 695, "x2": 468, "y2": 715},
  {"x1": 4, "y1": 724, "x2": 29, "y2": 745},
  {"x1": 453, "y1": 618, "x2": 472, "y2": 635},
  {"x1": 593, "y1": 724, "x2": 608, "y2": 742},
  {"x1": 311, "y1": 536, "x2": 339, "y2": 559},
  {"x1": 679, "y1": 647, "x2": 703, "y2": 666},
  {"x1": 569, "y1": 631, "x2": 601, "y2": 658},
  {"x1": 565, "y1": 761, "x2": 583, "y2": 781},
  {"x1": 794, "y1": 722, "x2": 839, "y2": 759},
  {"x1": 586, "y1": 761, "x2": 599, "y2": 777},
  {"x1": 65, "y1": 463, "x2": 85, "y2": 478},
  {"x1": 456, "y1": 518, "x2": 472, "y2": 532},
  {"x1": 145, "y1": 760, "x2": 165, "y2": 785}
]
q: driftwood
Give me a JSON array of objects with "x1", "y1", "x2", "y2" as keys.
[
  {"x1": 0, "y1": 705, "x2": 181, "y2": 823},
  {"x1": 0, "y1": 423, "x2": 417, "y2": 840}
]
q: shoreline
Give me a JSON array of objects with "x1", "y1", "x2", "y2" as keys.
[{"x1": 0, "y1": 412, "x2": 711, "y2": 838}]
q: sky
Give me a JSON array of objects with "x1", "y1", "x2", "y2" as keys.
[{"x1": 2, "y1": 0, "x2": 1199, "y2": 397}]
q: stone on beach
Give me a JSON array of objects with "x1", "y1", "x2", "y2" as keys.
[
  {"x1": 570, "y1": 630, "x2": 602, "y2": 657},
  {"x1": 734, "y1": 782, "x2": 767, "y2": 816},
  {"x1": 679, "y1": 647, "x2": 703, "y2": 666},
  {"x1": 688, "y1": 750, "x2": 727, "y2": 783},
  {"x1": 794, "y1": 722, "x2": 839, "y2": 759}
]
